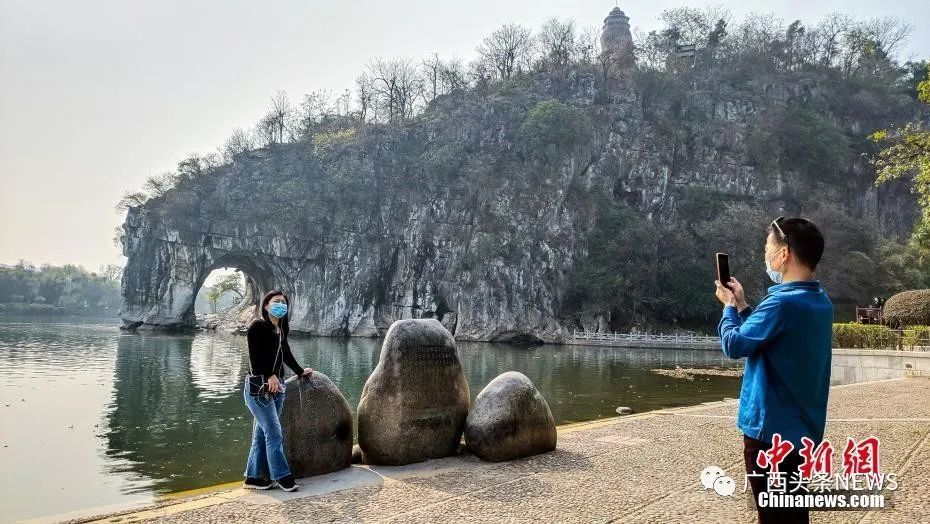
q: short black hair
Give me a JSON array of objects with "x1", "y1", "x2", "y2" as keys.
[{"x1": 767, "y1": 217, "x2": 825, "y2": 271}]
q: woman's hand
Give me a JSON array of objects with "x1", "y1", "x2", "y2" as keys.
[
  {"x1": 301, "y1": 367, "x2": 314, "y2": 378},
  {"x1": 267, "y1": 374, "x2": 281, "y2": 393}
]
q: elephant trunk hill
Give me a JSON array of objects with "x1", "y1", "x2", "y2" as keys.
[{"x1": 119, "y1": 57, "x2": 921, "y2": 341}]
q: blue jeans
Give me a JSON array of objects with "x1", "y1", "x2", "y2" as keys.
[{"x1": 243, "y1": 377, "x2": 291, "y2": 480}]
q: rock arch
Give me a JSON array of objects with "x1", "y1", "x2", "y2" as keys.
[{"x1": 119, "y1": 208, "x2": 283, "y2": 330}]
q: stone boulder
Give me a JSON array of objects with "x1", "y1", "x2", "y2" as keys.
[
  {"x1": 357, "y1": 319, "x2": 470, "y2": 465},
  {"x1": 280, "y1": 372, "x2": 353, "y2": 477},
  {"x1": 464, "y1": 371, "x2": 557, "y2": 462}
]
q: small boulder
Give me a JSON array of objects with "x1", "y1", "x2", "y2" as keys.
[
  {"x1": 464, "y1": 371, "x2": 557, "y2": 462},
  {"x1": 280, "y1": 373, "x2": 353, "y2": 477},
  {"x1": 615, "y1": 406, "x2": 634, "y2": 415},
  {"x1": 357, "y1": 319, "x2": 470, "y2": 465}
]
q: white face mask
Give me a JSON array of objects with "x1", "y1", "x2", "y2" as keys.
[{"x1": 765, "y1": 250, "x2": 784, "y2": 284}]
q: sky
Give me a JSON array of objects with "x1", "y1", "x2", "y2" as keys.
[{"x1": 1, "y1": 0, "x2": 928, "y2": 271}]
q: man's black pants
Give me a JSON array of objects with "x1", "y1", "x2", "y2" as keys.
[{"x1": 743, "y1": 435, "x2": 810, "y2": 524}]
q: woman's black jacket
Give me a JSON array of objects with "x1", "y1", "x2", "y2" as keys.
[{"x1": 246, "y1": 319, "x2": 303, "y2": 379}]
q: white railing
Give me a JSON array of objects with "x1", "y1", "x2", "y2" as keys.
[{"x1": 571, "y1": 330, "x2": 719, "y2": 346}]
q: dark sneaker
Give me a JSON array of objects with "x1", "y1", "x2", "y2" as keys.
[
  {"x1": 243, "y1": 477, "x2": 274, "y2": 490},
  {"x1": 276, "y1": 474, "x2": 298, "y2": 492}
]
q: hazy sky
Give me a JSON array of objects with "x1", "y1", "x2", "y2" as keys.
[{"x1": 1, "y1": 0, "x2": 928, "y2": 271}]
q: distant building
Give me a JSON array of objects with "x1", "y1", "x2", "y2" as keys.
[{"x1": 600, "y1": 7, "x2": 634, "y2": 68}]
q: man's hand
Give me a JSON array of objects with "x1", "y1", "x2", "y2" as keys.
[
  {"x1": 301, "y1": 367, "x2": 314, "y2": 378},
  {"x1": 715, "y1": 280, "x2": 737, "y2": 308},
  {"x1": 716, "y1": 278, "x2": 749, "y2": 311},
  {"x1": 727, "y1": 277, "x2": 750, "y2": 311}
]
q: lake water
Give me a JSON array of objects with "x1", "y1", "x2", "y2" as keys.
[{"x1": 0, "y1": 317, "x2": 742, "y2": 521}]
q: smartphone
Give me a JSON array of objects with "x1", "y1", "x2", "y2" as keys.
[{"x1": 716, "y1": 253, "x2": 731, "y2": 289}]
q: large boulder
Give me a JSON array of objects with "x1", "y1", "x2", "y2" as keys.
[
  {"x1": 280, "y1": 372, "x2": 353, "y2": 477},
  {"x1": 464, "y1": 371, "x2": 557, "y2": 462},
  {"x1": 357, "y1": 319, "x2": 470, "y2": 465}
]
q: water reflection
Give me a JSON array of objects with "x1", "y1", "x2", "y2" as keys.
[
  {"x1": 190, "y1": 335, "x2": 245, "y2": 399},
  {"x1": 106, "y1": 334, "x2": 253, "y2": 493}
]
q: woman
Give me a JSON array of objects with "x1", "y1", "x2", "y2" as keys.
[{"x1": 242, "y1": 290, "x2": 313, "y2": 491}]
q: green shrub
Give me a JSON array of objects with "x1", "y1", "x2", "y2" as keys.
[
  {"x1": 519, "y1": 99, "x2": 589, "y2": 153},
  {"x1": 832, "y1": 322, "x2": 896, "y2": 349},
  {"x1": 902, "y1": 325, "x2": 930, "y2": 349},
  {"x1": 883, "y1": 289, "x2": 930, "y2": 327}
]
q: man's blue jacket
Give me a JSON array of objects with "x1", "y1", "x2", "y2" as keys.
[{"x1": 718, "y1": 280, "x2": 834, "y2": 446}]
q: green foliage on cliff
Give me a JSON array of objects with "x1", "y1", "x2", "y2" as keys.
[
  {"x1": 872, "y1": 64, "x2": 930, "y2": 250},
  {"x1": 747, "y1": 104, "x2": 852, "y2": 179},
  {"x1": 519, "y1": 100, "x2": 589, "y2": 155}
]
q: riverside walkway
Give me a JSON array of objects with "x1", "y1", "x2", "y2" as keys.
[{"x1": 62, "y1": 377, "x2": 930, "y2": 523}]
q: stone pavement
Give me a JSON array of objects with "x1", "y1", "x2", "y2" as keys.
[{"x1": 76, "y1": 377, "x2": 930, "y2": 524}]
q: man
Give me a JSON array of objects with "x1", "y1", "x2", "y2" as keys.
[{"x1": 714, "y1": 217, "x2": 833, "y2": 524}]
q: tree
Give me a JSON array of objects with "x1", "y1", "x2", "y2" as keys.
[
  {"x1": 537, "y1": 18, "x2": 577, "y2": 72},
  {"x1": 355, "y1": 73, "x2": 375, "y2": 123},
  {"x1": 116, "y1": 191, "x2": 147, "y2": 211},
  {"x1": 221, "y1": 127, "x2": 254, "y2": 161},
  {"x1": 476, "y1": 23, "x2": 536, "y2": 80},
  {"x1": 658, "y1": 6, "x2": 728, "y2": 48},
  {"x1": 100, "y1": 264, "x2": 123, "y2": 282},
  {"x1": 872, "y1": 64, "x2": 930, "y2": 250},
  {"x1": 214, "y1": 272, "x2": 245, "y2": 302},
  {"x1": 421, "y1": 53, "x2": 442, "y2": 103},
  {"x1": 256, "y1": 91, "x2": 293, "y2": 146},
  {"x1": 366, "y1": 58, "x2": 423, "y2": 123},
  {"x1": 294, "y1": 90, "x2": 333, "y2": 137},
  {"x1": 205, "y1": 286, "x2": 221, "y2": 313},
  {"x1": 438, "y1": 57, "x2": 469, "y2": 94}
]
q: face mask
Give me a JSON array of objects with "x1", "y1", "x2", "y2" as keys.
[
  {"x1": 765, "y1": 252, "x2": 784, "y2": 284},
  {"x1": 268, "y1": 302, "x2": 288, "y2": 318}
]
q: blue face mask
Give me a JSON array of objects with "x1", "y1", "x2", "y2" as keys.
[
  {"x1": 765, "y1": 253, "x2": 784, "y2": 284},
  {"x1": 268, "y1": 302, "x2": 288, "y2": 318}
]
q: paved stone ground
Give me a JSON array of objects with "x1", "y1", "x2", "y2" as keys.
[{"x1": 77, "y1": 377, "x2": 930, "y2": 524}]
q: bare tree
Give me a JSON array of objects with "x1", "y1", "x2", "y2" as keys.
[
  {"x1": 356, "y1": 73, "x2": 375, "y2": 123},
  {"x1": 538, "y1": 17, "x2": 578, "y2": 72},
  {"x1": 476, "y1": 23, "x2": 536, "y2": 80},
  {"x1": 116, "y1": 191, "x2": 147, "y2": 211},
  {"x1": 439, "y1": 57, "x2": 469, "y2": 93},
  {"x1": 334, "y1": 89, "x2": 352, "y2": 116},
  {"x1": 100, "y1": 264, "x2": 123, "y2": 282},
  {"x1": 468, "y1": 57, "x2": 494, "y2": 91},
  {"x1": 866, "y1": 17, "x2": 912, "y2": 58},
  {"x1": 813, "y1": 13, "x2": 850, "y2": 67},
  {"x1": 257, "y1": 90, "x2": 293, "y2": 145},
  {"x1": 836, "y1": 18, "x2": 909, "y2": 78},
  {"x1": 366, "y1": 58, "x2": 423, "y2": 124},
  {"x1": 421, "y1": 53, "x2": 442, "y2": 102},
  {"x1": 576, "y1": 25, "x2": 600, "y2": 65},
  {"x1": 143, "y1": 172, "x2": 176, "y2": 198},
  {"x1": 222, "y1": 127, "x2": 254, "y2": 162},
  {"x1": 294, "y1": 90, "x2": 333, "y2": 136}
]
